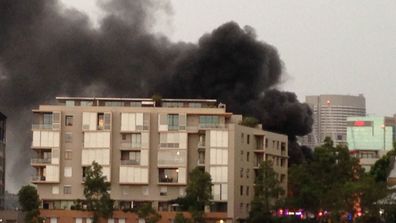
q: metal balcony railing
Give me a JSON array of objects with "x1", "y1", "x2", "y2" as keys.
[
  {"x1": 121, "y1": 160, "x2": 140, "y2": 165},
  {"x1": 32, "y1": 176, "x2": 46, "y2": 181},
  {"x1": 32, "y1": 124, "x2": 53, "y2": 130},
  {"x1": 31, "y1": 158, "x2": 51, "y2": 164},
  {"x1": 121, "y1": 142, "x2": 141, "y2": 149}
]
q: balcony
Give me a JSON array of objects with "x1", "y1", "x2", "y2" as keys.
[
  {"x1": 158, "y1": 168, "x2": 179, "y2": 184},
  {"x1": 32, "y1": 124, "x2": 53, "y2": 130},
  {"x1": 121, "y1": 142, "x2": 141, "y2": 149},
  {"x1": 31, "y1": 158, "x2": 51, "y2": 165},
  {"x1": 32, "y1": 175, "x2": 46, "y2": 182},
  {"x1": 120, "y1": 160, "x2": 140, "y2": 165}
]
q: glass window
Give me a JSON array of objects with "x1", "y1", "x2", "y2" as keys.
[
  {"x1": 64, "y1": 132, "x2": 72, "y2": 143},
  {"x1": 65, "y1": 116, "x2": 73, "y2": 126},
  {"x1": 80, "y1": 101, "x2": 93, "y2": 106},
  {"x1": 168, "y1": 114, "x2": 179, "y2": 130},
  {"x1": 63, "y1": 185, "x2": 72, "y2": 194},
  {"x1": 65, "y1": 100, "x2": 75, "y2": 107},
  {"x1": 43, "y1": 113, "x2": 53, "y2": 125}
]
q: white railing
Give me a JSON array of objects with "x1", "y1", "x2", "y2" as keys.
[{"x1": 32, "y1": 124, "x2": 53, "y2": 130}]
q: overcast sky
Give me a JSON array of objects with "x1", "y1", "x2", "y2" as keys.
[{"x1": 61, "y1": 0, "x2": 396, "y2": 116}]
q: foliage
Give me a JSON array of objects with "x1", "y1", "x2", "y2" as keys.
[
  {"x1": 174, "y1": 167, "x2": 213, "y2": 223},
  {"x1": 136, "y1": 203, "x2": 161, "y2": 223},
  {"x1": 83, "y1": 161, "x2": 114, "y2": 222},
  {"x1": 370, "y1": 146, "x2": 396, "y2": 182},
  {"x1": 151, "y1": 94, "x2": 162, "y2": 107},
  {"x1": 248, "y1": 161, "x2": 285, "y2": 223},
  {"x1": 240, "y1": 116, "x2": 260, "y2": 128},
  {"x1": 174, "y1": 212, "x2": 190, "y2": 223},
  {"x1": 287, "y1": 137, "x2": 389, "y2": 221},
  {"x1": 18, "y1": 185, "x2": 42, "y2": 223}
]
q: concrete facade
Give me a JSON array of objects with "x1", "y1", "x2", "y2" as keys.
[
  {"x1": 303, "y1": 94, "x2": 366, "y2": 148},
  {"x1": 0, "y1": 112, "x2": 6, "y2": 209},
  {"x1": 31, "y1": 97, "x2": 288, "y2": 222}
]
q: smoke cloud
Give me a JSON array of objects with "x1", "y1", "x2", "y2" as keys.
[{"x1": 0, "y1": 0, "x2": 312, "y2": 191}]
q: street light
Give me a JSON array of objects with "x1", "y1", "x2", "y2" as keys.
[{"x1": 381, "y1": 124, "x2": 386, "y2": 150}]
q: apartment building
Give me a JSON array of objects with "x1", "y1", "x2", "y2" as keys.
[
  {"x1": 31, "y1": 97, "x2": 288, "y2": 222},
  {"x1": 0, "y1": 112, "x2": 5, "y2": 209},
  {"x1": 303, "y1": 94, "x2": 366, "y2": 148}
]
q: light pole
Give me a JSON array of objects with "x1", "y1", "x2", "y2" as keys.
[{"x1": 381, "y1": 124, "x2": 386, "y2": 150}]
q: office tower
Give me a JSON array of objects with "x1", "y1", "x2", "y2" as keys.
[
  {"x1": 31, "y1": 97, "x2": 288, "y2": 222},
  {"x1": 303, "y1": 94, "x2": 366, "y2": 148}
]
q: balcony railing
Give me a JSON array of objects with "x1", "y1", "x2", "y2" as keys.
[
  {"x1": 120, "y1": 160, "x2": 140, "y2": 165},
  {"x1": 121, "y1": 142, "x2": 141, "y2": 149},
  {"x1": 159, "y1": 177, "x2": 178, "y2": 183},
  {"x1": 159, "y1": 143, "x2": 179, "y2": 148},
  {"x1": 32, "y1": 176, "x2": 46, "y2": 181},
  {"x1": 31, "y1": 158, "x2": 51, "y2": 165},
  {"x1": 32, "y1": 124, "x2": 53, "y2": 130}
]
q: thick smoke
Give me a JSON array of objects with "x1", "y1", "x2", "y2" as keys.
[{"x1": 0, "y1": 0, "x2": 312, "y2": 191}]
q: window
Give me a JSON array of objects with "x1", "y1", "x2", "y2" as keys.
[
  {"x1": 75, "y1": 218, "x2": 83, "y2": 223},
  {"x1": 159, "y1": 169, "x2": 178, "y2": 183},
  {"x1": 64, "y1": 132, "x2": 72, "y2": 143},
  {"x1": 142, "y1": 186, "x2": 149, "y2": 196},
  {"x1": 240, "y1": 168, "x2": 243, "y2": 178},
  {"x1": 64, "y1": 150, "x2": 72, "y2": 160},
  {"x1": 247, "y1": 152, "x2": 250, "y2": 162},
  {"x1": 65, "y1": 100, "x2": 75, "y2": 107},
  {"x1": 63, "y1": 185, "x2": 72, "y2": 194},
  {"x1": 241, "y1": 133, "x2": 244, "y2": 141},
  {"x1": 168, "y1": 114, "x2": 179, "y2": 130},
  {"x1": 121, "y1": 151, "x2": 140, "y2": 165},
  {"x1": 199, "y1": 115, "x2": 219, "y2": 126},
  {"x1": 64, "y1": 167, "x2": 72, "y2": 177},
  {"x1": 131, "y1": 133, "x2": 142, "y2": 148},
  {"x1": 97, "y1": 113, "x2": 105, "y2": 130},
  {"x1": 280, "y1": 174, "x2": 286, "y2": 183},
  {"x1": 80, "y1": 101, "x2": 93, "y2": 106},
  {"x1": 247, "y1": 135, "x2": 250, "y2": 144},
  {"x1": 240, "y1": 186, "x2": 243, "y2": 195},
  {"x1": 52, "y1": 186, "x2": 59, "y2": 195},
  {"x1": 121, "y1": 134, "x2": 127, "y2": 140},
  {"x1": 265, "y1": 138, "x2": 268, "y2": 148},
  {"x1": 43, "y1": 113, "x2": 53, "y2": 125},
  {"x1": 246, "y1": 168, "x2": 250, "y2": 179},
  {"x1": 65, "y1": 116, "x2": 73, "y2": 126},
  {"x1": 246, "y1": 186, "x2": 249, "y2": 196},
  {"x1": 240, "y1": 151, "x2": 244, "y2": 161},
  {"x1": 160, "y1": 186, "x2": 167, "y2": 196}
]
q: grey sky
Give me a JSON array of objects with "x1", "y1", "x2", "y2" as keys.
[{"x1": 62, "y1": 0, "x2": 396, "y2": 116}]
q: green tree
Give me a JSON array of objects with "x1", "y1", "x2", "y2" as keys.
[
  {"x1": 18, "y1": 185, "x2": 42, "y2": 223},
  {"x1": 83, "y1": 161, "x2": 114, "y2": 223},
  {"x1": 175, "y1": 167, "x2": 212, "y2": 223},
  {"x1": 370, "y1": 146, "x2": 396, "y2": 182},
  {"x1": 240, "y1": 116, "x2": 260, "y2": 128},
  {"x1": 174, "y1": 212, "x2": 190, "y2": 223},
  {"x1": 136, "y1": 203, "x2": 161, "y2": 223},
  {"x1": 248, "y1": 161, "x2": 285, "y2": 223}
]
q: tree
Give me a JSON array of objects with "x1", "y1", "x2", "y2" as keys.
[
  {"x1": 175, "y1": 167, "x2": 213, "y2": 223},
  {"x1": 248, "y1": 161, "x2": 285, "y2": 223},
  {"x1": 136, "y1": 203, "x2": 161, "y2": 223},
  {"x1": 174, "y1": 212, "x2": 190, "y2": 223},
  {"x1": 18, "y1": 185, "x2": 42, "y2": 223},
  {"x1": 370, "y1": 146, "x2": 396, "y2": 182},
  {"x1": 83, "y1": 161, "x2": 114, "y2": 223},
  {"x1": 240, "y1": 116, "x2": 260, "y2": 128}
]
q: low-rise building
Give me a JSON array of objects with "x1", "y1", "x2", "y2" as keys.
[{"x1": 346, "y1": 115, "x2": 396, "y2": 171}]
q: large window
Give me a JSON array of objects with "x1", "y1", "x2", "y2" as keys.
[
  {"x1": 121, "y1": 151, "x2": 140, "y2": 165},
  {"x1": 159, "y1": 168, "x2": 178, "y2": 183},
  {"x1": 168, "y1": 114, "x2": 179, "y2": 130},
  {"x1": 199, "y1": 115, "x2": 219, "y2": 125}
]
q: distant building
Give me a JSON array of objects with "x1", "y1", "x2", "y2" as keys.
[
  {"x1": 31, "y1": 97, "x2": 288, "y2": 222},
  {"x1": 0, "y1": 112, "x2": 6, "y2": 209},
  {"x1": 303, "y1": 94, "x2": 366, "y2": 148},
  {"x1": 347, "y1": 115, "x2": 396, "y2": 171}
]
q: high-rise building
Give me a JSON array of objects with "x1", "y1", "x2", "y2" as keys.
[
  {"x1": 347, "y1": 115, "x2": 396, "y2": 171},
  {"x1": 303, "y1": 94, "x2": 366, "y2": 148},
  {"x1": 0, "y1": 112, "x2": 6, "y2": 209},
  {"x1": 31, "y1": 97, "x2": 288, "y2": 222}
]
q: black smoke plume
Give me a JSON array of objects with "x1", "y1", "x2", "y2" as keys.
[{"x1": 0, "y1": 0, "x2": 312, "y2": 191}]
